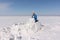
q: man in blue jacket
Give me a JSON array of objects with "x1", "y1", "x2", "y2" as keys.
[{"x1": 32, "y1": 11, "x2": 38, "y2": 23}]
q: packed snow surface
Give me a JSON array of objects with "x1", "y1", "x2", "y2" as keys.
[{"x1": 0, "y1": 16, "x2": 60, "y2": 40}]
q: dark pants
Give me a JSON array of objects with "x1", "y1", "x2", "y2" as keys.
[{"x1": 34, "y1": 18, "x2": 38, "y2": 22}]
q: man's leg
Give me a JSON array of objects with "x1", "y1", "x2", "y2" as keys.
[{"x1": 35, "y1": 18, "x2": 38, "y2": 22}]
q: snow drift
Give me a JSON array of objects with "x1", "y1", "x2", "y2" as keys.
[
  {"x1": 0, "y1": 18, "x2": 42, "y2": 40},
  {"x1": 0, "y1": 16, "x2": 60, "y2": 40}
]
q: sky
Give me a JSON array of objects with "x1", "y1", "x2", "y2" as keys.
[{"x1": 0, "y1": 0, "x2": 60, "y2": 16}]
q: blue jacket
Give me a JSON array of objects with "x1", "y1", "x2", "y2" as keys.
[{"x1": 32, "y1": 13, "x2": 37, "y2": 20}]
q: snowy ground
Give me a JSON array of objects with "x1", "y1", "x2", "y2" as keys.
[{"x1": 0, "y1": 16, "x2": 60, "y2": 40}]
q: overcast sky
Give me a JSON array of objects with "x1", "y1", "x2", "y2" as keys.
[{"x1": 0, "y1": 0, "x2": 60, "y2": 16}]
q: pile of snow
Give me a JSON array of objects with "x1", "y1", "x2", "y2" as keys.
[
  {"x1": 0, "y1": 18, "x2": 42, "y2": 40},
  {"x1": 0, "y1": 17, "x2": 60, "y2": 40}
]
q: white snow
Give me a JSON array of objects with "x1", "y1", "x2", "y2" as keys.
[{"x1": 0, "y1": 16, "x2": 60, "y2": 40}]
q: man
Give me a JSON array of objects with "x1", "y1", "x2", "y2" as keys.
[{"x1": 32, "y1": 11, "x2": 38, "y2": 23}]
